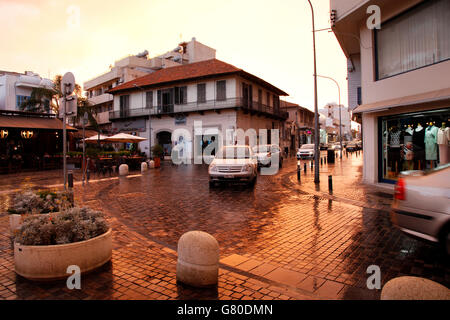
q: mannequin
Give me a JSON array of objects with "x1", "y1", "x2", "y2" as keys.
[
  {"x1": 405, "y1": 125, "x2": 414, "y2": 136},
  {"x1": 424, "y1": 121, "x2": 438, "y2": 168},
  {"x1": 437, "y1": 122, "x2": 450, "y2": 164},
  {"x1": 388, "y1": 124, "x2": 403, "y2": 175},
  {"x1": 412, "y1": 123, "x2": 425, "y2": 170}
]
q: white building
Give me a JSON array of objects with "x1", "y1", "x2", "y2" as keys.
[
  {"x1": 107, "y1": 58, "x2": 289, "y2": 159},
  {"x1": 319, "y1": 103, "x2": 352, "y2": 141},
  {"x1": 0, "y1": 70, "x2": 54, "y2": 112},
  {"x1": 83, "y1": 38, "x2": 216, "y2": 132},
  {"x1": 331, "y1": 0, "x2": 450, "y2": 185}
]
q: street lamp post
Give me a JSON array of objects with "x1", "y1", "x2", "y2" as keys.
[
  {"x1": 316, "y1": 75, "x2": 343, "y2": 159},
  {"x1": 133, "y1": 84, "x2": 152, "y2": 158},
  {"x1": 307, "y1": 0, "x2": 320, "y2": 183}
]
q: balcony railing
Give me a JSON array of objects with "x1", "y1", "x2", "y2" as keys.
[{"x1": 109, "y1": 98, "x2": 288, "y2": 120}]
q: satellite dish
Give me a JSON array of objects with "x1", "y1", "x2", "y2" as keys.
[{"x1": 61, "y1": 72, "x2": 75, "y2": 95}]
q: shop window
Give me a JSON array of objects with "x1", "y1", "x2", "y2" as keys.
[{"x1": 379, "y1": 108, "x2": 450, "y2": 182}]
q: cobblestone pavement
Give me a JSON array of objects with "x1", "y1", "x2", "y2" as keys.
[{"x1": 0, "y1": 151, "x2": 448, "y2": 300}]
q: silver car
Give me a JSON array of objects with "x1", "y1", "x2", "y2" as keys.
[
  {"x1": 208, "y1": 145, "x2": 258, "y2": 187},
  {"x1": 297, "y1": 144, "x2": 315, "y2": 160},
  {"x1": 390, "y1": 164, "x2": 450, "y2": 254}
]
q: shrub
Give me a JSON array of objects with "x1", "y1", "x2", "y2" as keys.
[
  {"x1": 151, "y1": 144, "x2": 164, "y2": 158},
  {"x1": 15, "y1": 207, "x2": 110, "y2": 245},
  {"x1": 7, "y1": 189, "x2": 74, "y2": 214}
]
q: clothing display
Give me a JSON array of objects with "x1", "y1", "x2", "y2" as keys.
[
  {"x1": 412, "y1": 125, "x2": 425, "y2": 168},
  {"x1": 380, "y1": 108, "x2": 450, "y2": 182},
  {"x1": 437, "y1": 126, "x2": 450, "y2": 164},
  {"x1": 424, "y1": 125, "x2": 438, "y2": 160}
]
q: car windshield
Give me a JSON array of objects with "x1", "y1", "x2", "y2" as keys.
[
  {"x1": 216, "y1": 146, "x2": 251, "y2": 159},
  {"x1": 300, "y1": 144, "x2": 314, "y2": 149}
]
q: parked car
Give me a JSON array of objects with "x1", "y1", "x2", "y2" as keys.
[
  {"x1": 208, "y1": 145, "x2": 258, "y2": 187},
  {"x1": 345, "y1": 142, "x2": 358, "y2": 152},
  {"x1": 320, "y1": 143, "x2": 329, "y2": 150},
  {"x1": 333, "y1": 142, "x2": 342, "y2": 150},
  {"x1": 252, "y1": 144, "x2": 283, "y2": 169},
  {"x1": 355, "y1": 140, "x2": 362, "y2": 150},
  {"x1": 297, "y1": 144, "x2": 315, "y2": 160},
  {"x1": 390, "y1": 164, "x2": 450, "y2": 255}
]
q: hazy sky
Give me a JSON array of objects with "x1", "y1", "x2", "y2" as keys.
[{"x1": 1, "y1": 0, "x2": 348, "y2": 111}]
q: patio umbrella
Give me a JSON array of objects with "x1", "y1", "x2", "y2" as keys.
[
  {"x1": 104, "y1": 133, "x2": 147, "y2": 143},
  {"x1": 83, "y1": 134, "x2": 110, "y2": 143}
]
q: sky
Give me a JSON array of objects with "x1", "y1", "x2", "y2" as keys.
[{"x1": 0, "y1": 0, "x2": 348, "y2": 112}]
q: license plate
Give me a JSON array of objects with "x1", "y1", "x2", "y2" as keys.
[{"x1": 225, "y1": 175, "x2": 235, "y2": 179}]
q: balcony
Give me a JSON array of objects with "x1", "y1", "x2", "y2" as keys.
[
  {"x1": 88, "y1": 93, "x2": 113, "y2": 106},
  {"x1": 109, "y1": 98, "x2": 288, "y2": 121}
]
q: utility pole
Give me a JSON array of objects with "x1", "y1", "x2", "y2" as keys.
[{"x1": 307, "y1": 0, "x2": 320, "y2": 183}]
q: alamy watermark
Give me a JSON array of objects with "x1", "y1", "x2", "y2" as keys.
[
  {"x1": 170, "y1": 120, "x2": 281, "y2": 175},
  {"x1": 66, "y1": 265, "x2": 81, "y2": 290},
  {"x1": 366, "y1": 5, "x2": 381, "y2": 30},
  {"x1": 366, "y1": 265, "x2": 381, "y2": 290}
]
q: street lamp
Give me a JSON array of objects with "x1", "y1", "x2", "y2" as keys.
[
  {"x1": 133, "y1": 84, "x2": 152, "y2": 158},
  {"x1": 307, "y1": 0, "x2": 320, "y2": 183},
  {"x1": 316, "y1": 75, "x2": 343, "y2": 159}
]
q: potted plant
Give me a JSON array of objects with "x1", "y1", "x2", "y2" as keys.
[
  {"x1": 151, "y1": 144, "x2": 164, "y2": 168},
  {"x1": 14, "y1": 207, "x2": 112, "y2": 280},
  {"x1": 7, "y1": 189, "x2": 74, "y2": 232}
]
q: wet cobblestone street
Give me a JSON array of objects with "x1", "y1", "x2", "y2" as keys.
[{"x1": 0, "y1": 152, "x2": 448, "y2": 300}]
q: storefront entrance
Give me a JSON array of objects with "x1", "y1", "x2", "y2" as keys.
[{"x1": 378, "y1": 108, "x2": 450, "y2": 183}]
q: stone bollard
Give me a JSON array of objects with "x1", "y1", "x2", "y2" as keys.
[
  {"x1": 176, "y1": 231, "x2": 219, "y2": 287},
  {"x1": 118, "y1": 164, "x2": 129, "y2": 176},
  {"x1": 381, "y1": 276, "x2": 450, "y2": 300},
  {"x1": 141, "y1": 162, "x2": 148, "y2": 173},
  {"x1": 149, "y1": 160, "x2": 155, "y2": 169}
]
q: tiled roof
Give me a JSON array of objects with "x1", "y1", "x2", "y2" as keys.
[{"x1": 107, "y1": 59, "x2": 288, "y2": 96}]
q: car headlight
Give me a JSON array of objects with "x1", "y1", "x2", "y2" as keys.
[
  {"x1": 209, "y1": 164, "x2": 217, "y2": 172},
  {"x1": 242, "y1": 164, "x2": 252, "y2": 172}
]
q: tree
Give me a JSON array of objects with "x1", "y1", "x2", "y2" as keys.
[
  {"x1": 21, "y1": 75, "x2": 98, "y2": 129},
  {"x1": 19, "y1": 87, "x2": 56, "y2": 113}
]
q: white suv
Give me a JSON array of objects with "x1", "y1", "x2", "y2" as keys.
[{"x1": 208, "y1": 145, "x2": 257, "y2": 187}]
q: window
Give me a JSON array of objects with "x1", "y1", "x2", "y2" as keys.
[
  {"x1": 357, "y1": 87, "x2": 362, "y2": 105},
  {"x1": 376, "y1": 0, "x2": 450, "y2": 79},
  {"x1": 119, "y1": 95, "x2": 129, "y2": 117},
  {"x1": 16, "y1": 95, "x2": 30, "y2": 109},
  {"x1": 175, "y1": 86, "x2": 187, "y2": 104},
  {"x1": 258, "y1": 89, "x2": 262, "y2": 109},
  {"x1": 379, "y1": 108, "x2": 450, "y2": 182},
  {"x1": 197, "y1": 83, "x2": 206, "y2": 103},
  {"x1": 266, "y1": 92, "x2": 270, "y2": 106},
  {"x1": 146, "y1": 91, "x2": 153, "y2": 108},
  {"x1": 216, "y1": 80, "x2": 226, "y2": 101}
]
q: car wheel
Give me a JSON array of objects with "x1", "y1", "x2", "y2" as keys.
[
  {"x1": 279, "y1": 159, "x2": 283, "y2": 168},
  {"x1": 249, "y1": 175, "x2": 257, "y2": 187},
  {"x1": 209, "y1": 181, "x2": 215, "y2": 188}
]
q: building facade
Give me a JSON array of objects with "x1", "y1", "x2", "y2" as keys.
[
  {"x1": 83, "y1": 38, "x2": 216, "y2": 133},
  {"x1": 331, "y1": 0, "x2": 450, "y2": 185},
  {"x1": 0, "y1": 70, "x2": 74, "y2": 172},
  {"x1": 319, "y1": 103, "x2": 352, "y2": 141},
  {"x1": 280, "y1": 101, "x2": 315, "y2": 155},
  {"x1": 107, "y1": 59, "x2": 288, "y2": 159}
]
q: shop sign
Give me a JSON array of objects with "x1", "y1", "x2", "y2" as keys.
[
  {"x1": 113, "y1": 119, "x2": 146, "y2": 133},
  {"x1": 0, "y1": 129, "x2": 8, "y2": 139}
]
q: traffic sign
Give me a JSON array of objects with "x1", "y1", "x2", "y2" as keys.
[{"x1": 61, "y1": 72, "x2": 75, "y2": 95}]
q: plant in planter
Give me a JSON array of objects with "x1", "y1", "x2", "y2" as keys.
[
  {"x1": 7, "y1": 189, "x2": 74, "y2": 232},
  {"x1": 151, "y1": 144, "x2": 164, "y2": 168},
  {"x1": 14, "y1": 207, "x2": 112, "y2": 280}
]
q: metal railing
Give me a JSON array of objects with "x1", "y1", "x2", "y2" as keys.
[{"x1": 109, "y1": 98, "x2": 288, "y2": 120}]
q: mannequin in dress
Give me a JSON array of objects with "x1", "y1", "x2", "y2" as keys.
[
  {"x1": 424, "y1": 121, "x2": 438, "y2": 168},
  {"x1": 388, "y1": 124, "x2": 403, "y2": 175},
  {"x1": 412, "y1": 123, "x2": 425, "y2": 170},
  {"x1": 437, "y1": 121, "x2": 450, "y2": 165}
]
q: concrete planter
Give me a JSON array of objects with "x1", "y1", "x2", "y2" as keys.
[
  {"x1": 14, "y1": 228, "x2": 112, "y2": 281},
  {"x1": 9, "y1": 213, "x2": 51, "y2": 233}
]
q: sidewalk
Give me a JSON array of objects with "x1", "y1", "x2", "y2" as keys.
[{"x1": 286, "y1": 151, "x2": 394, "y2": 211}]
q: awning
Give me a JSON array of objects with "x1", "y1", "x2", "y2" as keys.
[
  {"x1": 71, "y1": 129, "x2": 99, "y2": 139},
  {"x1": 0, "y1": 115, "x2": 77, "y2": 131},
  {"x1": 353, "y1": 88, "x2": 450, "y2": 114}
]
